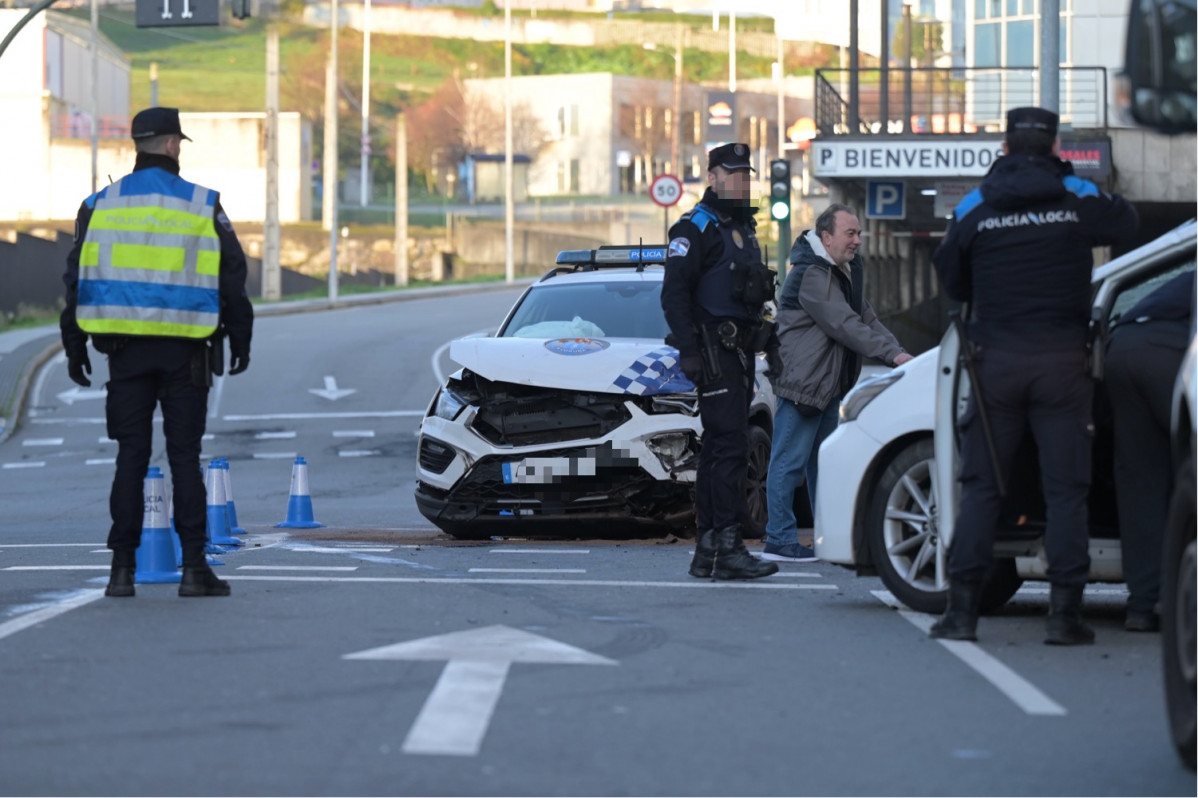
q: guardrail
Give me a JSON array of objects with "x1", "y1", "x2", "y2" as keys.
[{"x1": 814, "y1": 66, "x2": 1109, "y2": 136}]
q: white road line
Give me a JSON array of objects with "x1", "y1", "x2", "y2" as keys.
[
  {"x1": 201, "y1": 433, "x2": 215, "y2": 441},
  {"x1": 252, "y1": 452, "x2": 299, "y2": 460},
  {"x1": 2, "y1": 462, "x2": 45, "y2": 469},
  {"x1": 403, "y1": 659, "x2": 508, "y2": 756},
  {"x1": 468, "y1": 568, "x2": 586, "y2": 574},
  {"x1": 3, "y1": 566, "x2": 109, "y2": 571},
  {"x1": 237, "y1": 565, "x2": 359, "y2": 572},
  {"x1": 333, "y1": 430, "x2": 375, "y2": 437},
  {"x1": 97, "y1": 436, "x2": 115, "y2": 444},
  {"x1": 0, "y1": 543, "x2": 101, "y2": 547},
  {"x1": 86, "y1": 458, "x2": 116, "y2": 466},
  {"x1": 23, "y1": 438, "x2": 63, "y2": 446},
  {"x1": 489, "y1": 549, "x2": 591, "y2": 554},
  {"x1": 224, "y1": 575, "x2": 831, "y2": 589},
  {"x1": 338, "y1": 450, "x2": 380, "y2": 457},
  {"x1": 872, "y1": 590, "x2": 1066, "y2": 716},
  {"x1": 256, "y1": 431, "x2": 297, "y2": 440},
  {"x1": 289, "y1": 546, "x2": 396, "y2": 553},
  {"x1": 0, "y1": 589, "x2": 104, "y2": 643},
  {"x1": 770, "y1": 572, "x2": 824, "y2": 578},
  {"x1": 225, "y1": 411, "x2": 424, "y2": 421}
]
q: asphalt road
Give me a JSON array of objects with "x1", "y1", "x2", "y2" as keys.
[{"x1": 0, "y1": 292, "x2": 1193, "y2": 796}]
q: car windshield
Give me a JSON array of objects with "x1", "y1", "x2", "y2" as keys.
[{"x1": 499, "y1": 281, "x2": 671, "y2": 340}]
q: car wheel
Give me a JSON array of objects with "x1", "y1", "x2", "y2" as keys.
[
  {"x1": 741, "y1": 424, "x2": 771, "y2": 540},
  {"x1": 867, "y1": 437, "x2": 1022, "y2": 615},
  {"x1": 1162, "y1": 455, "x2": 1196, "y2": 771}
]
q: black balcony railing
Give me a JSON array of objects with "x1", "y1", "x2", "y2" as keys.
[{"x1": 814, "y1": 67, "x2": 1109, "y2": 136}]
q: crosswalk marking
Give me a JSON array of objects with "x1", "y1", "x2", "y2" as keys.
[{"x1": 23, "y1": 438, "x2": 63, "y2": 447}]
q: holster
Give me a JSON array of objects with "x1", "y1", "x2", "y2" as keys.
[
  {"x1": 208, "y1": 331, "x2": 225, "y2": 377},
  {"x1": 190, "y1": 345, "x2": 212, "y2": 389}
]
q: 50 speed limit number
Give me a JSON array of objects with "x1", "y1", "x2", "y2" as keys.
[{"x1": 650, "y1": 174, "x2": 683, "y2": 207}]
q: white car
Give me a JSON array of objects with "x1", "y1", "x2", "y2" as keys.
[
  {"x1": 815, "y1": 219, "x2": 1198, "y2": 615},
  {"x1": 415, "y1": 245, "x2": 777, "y2": 540}
]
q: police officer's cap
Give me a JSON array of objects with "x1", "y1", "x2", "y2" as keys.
[
  {"x1": 130, "y1": 107, "x2": 192, "y2": 141},
  {"x1": 1005, "y1": 106, "x2": 1058, "y2": 137},
  {"x1": 707, "y1": 142, "x2": 756, "y2": 173}
]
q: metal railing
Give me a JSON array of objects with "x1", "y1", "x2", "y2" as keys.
[{"x1": 814, "y1": 67, "x2": 1109, "y2": 136}]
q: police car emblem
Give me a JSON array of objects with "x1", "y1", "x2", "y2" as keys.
[{"x1": 731, "y1": 230, "x2": 744, "y2": 249}]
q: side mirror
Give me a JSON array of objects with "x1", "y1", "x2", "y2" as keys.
[{"x1": 1119, "y1": 0, "x2": 1197, "y2": 135}]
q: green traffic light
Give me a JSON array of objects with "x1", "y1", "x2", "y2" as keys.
[{"x1": 771, "y1": 201, "x2": 790, "y2": 221}]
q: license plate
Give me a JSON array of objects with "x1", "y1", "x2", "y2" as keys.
[{"x1": 501, "y1": 456, "x2": 597, "y2": 484}]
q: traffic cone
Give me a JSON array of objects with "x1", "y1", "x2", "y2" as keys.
[
  {"x1": 275, "y1": 455, "x2": 324, "y2": 528},
  {"x1": 205, "y1": 459, "x2": 243, "y2": 547},
  {"x1": 218, "y1": 458, "x2": 246, "y2": 535},
  {"x1": 134, "y1": 467, "x2": 182, "y2": 584},
  {"x1": 171, "y1": 496, "x2": 222, "y2": 566}
]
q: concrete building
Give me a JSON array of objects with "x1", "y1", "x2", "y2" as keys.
[
  {"x1": 0, "y1": 9, "x2": 312, "y2": 223},
  {"x1": 463, "y1": 73, "x2": 810, "y2": 198}
]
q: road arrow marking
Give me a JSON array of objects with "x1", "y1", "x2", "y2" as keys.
[
  {"x1": 343, "y1": 624, "x2": 616, "y2": 756},
  {"x1": 56, "y1": 386, "x2": 107, "y2": 405},
  {"x1": 308, "y1": 376, "x2": 357, "y2": 401}
]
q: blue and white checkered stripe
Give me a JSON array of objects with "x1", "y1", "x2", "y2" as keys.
[{"x1": 610, "y1": 348, "x2": 694, "y2": 395}]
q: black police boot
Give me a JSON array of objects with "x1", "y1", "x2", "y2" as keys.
[
  {"x1": 712, "y1": 524, "x2": 778, "y2": 581},
  {"x1": 179, "y1": 561, "x2": 231, "y2": 597},
  {"x1": 1045, "y1": 584, "x2": 1094, "y2": 645},
  {"x1": 929, "y1": 579, "x2": 982, "y2": 641},
  {"x1": 104, "y1": 549, "x2": 136, "y2": 598},
  {"x1": 688, "y1": 528, "x2": 717, "y2": 578}
]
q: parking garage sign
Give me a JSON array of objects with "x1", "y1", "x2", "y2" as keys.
[{"x1": 866, "y1": 180, "x2": 906, "y2": 220}]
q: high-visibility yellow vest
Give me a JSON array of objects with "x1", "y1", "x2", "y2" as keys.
[{"x1": 76, "y1": 169, "x2": 221, "y2": 338}]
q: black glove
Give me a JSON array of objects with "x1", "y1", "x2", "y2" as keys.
[
  {"x1": 67, "y1": 349, "x2": 92, "y2": 387},
  {"x1": 228, "y1": 350, "x2": 250, "y2": 375},
  {"x1": 765, "y1": 347, "x2": 784, "y2": 382},
  {"x1": 679, "y1": 354, "x2": 704, "y2": 384}
]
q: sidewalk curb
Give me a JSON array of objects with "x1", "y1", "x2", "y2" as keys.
[{"x1": 0, "y1": 337, "x2": 61, "y2": 446}]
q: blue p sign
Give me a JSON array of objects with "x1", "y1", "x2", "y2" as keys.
[{"x1": 866, "y1": 180, "x2": 906, "y2": 220}]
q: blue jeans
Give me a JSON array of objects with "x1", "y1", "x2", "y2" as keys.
[{"x1": 765, "y1": 396, "x2": 840, "y2": 546}]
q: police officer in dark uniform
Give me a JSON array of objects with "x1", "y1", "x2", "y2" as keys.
[
  {"x1": 931, "y1": 106, "x2": 1138, "y2": 644},
  {"x1": 60, "y1": 107, "x2": 254, "y2": 598},
  {"x1": 661, "y1": 142, "x2": 779, "y2": 581},
  {"x1": 1107, "y1": 270, "x2": 1194, "y2": 631}
]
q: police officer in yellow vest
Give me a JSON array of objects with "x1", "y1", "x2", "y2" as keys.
[{"x1": 60, "y1": 107, "x2": 254, "y2": 598}]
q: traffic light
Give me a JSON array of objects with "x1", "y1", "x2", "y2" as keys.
[
  {"x1": 769, "y1": 159, "x2": 791, "y2": 222},
  {"x1": 231, "y1": 0, "x2": 251, "y2": 20}
]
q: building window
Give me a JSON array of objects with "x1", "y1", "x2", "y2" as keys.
[
  {"x1": 975, "y1": 0, "x2": 987, "y2": 19},
  {"x1": 974, "y1": 22, "x2": 1000, "y2": 67},
  {"x1": 556, "y1": 104, "x2": 580, "y2": 139},
  {"x1": 1006, "y1": 20, "x2": 1034, "y2": 66},
  {"x1": 1022, "y1": 0, "x2": 1034, "y2": 12}
]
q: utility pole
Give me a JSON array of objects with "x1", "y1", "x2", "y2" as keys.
[
  {"x1": 263, "y1": 24, "x2": 281, "y2": 301},
  {"x1": 359, "y1": 0, "x2": 371, "y2": 206},
  {"x1": 504, "y1": 2, "x2": 514, "y2": 284},
  {"x1": 89, "y1": 0, "x2": 98, "y2": 194},
  {"x1": 1040, "y1": 0, "x2": 1060, "y2": 112},
  {"x1": 395, "y1": 113, "x2": 409, "y2": 286},
  {"x1": 323, "y1": 0, "x2": 340, "y2": 303}
]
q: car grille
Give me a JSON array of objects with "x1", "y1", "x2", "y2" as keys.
[
  {"x1": 468, "y1": 383, "x2": 632, "y2": 446},
  {"x1": 418, "y1": 436, "x2": 456, "y2": 474}
]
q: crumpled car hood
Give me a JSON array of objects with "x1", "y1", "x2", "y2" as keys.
[{"x1": 450, "y1": 337, "x2": 695, "y2": 396}]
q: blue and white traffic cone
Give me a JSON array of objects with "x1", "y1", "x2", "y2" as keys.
[
  {"x1": 217, "y1": 457, "x2": 246, "y2": 535},
  {"x1": 172, "y1": 495, "x2": 222, "y2": 566},
  {"x1": 205, "y1": 459, "x2": 243, "y2": 547},
  {"x1": 134, "y1": 467, "x2": 182, "y2": 584},
  {"x1": 275, "y1": 455, "x2": 324, "y2": 528}
]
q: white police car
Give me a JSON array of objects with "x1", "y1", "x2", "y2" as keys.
[
  {"x1": 415, "y1": 245, "x2": 777, "y2": 540},
  {"x1": 815, "y1": 219, "x2": 1198, "y2": 615}
]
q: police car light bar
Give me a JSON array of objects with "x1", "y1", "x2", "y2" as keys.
[{"x1": 555, "y1": 246, "x2": 668, "y2": 266}]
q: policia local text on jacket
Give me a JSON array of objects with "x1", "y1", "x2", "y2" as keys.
[
  {"x1": 660, "y1": 142, "x2": 778, "y2": 582},
  {"x1": 930, "y1": 106, "x2": 1138, "y2": 644},
  {"x1": 60, "y1": 108, "x2": 254, "y2": 599}
]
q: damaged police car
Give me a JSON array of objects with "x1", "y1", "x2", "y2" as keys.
[{"x1": 415, "y1": 246, "x2": 776, "y2": 540}]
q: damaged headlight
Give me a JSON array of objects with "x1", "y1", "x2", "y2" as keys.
[
  {"x1": 434, "y1": 382, "x2": 475, "y2": 421},
  {"x1": 840, "y1": 371, "x2": 903, "y2": 423},
  {"x1": 647, "y1": 431, "x2": 699, "y2": 471}
]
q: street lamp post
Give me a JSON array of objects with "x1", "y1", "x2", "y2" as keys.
[{"x1": 643, "y1": 33, "x2": 683, "y2": 178}]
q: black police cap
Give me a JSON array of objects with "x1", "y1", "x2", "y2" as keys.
[
  {"x1": 1006, "y1": 106, "x2": 1058, "y2": 137},
  {"x1": 130, "y1": 107, "x2": 191, "y2": 141},
  {"x1": 707, "y1": 142, "x2": 756, "y2": 173}
]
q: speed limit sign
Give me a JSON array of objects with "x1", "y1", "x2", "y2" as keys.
[{"x1": 650, "y1": 174, "x2": 683, "y2": 207}]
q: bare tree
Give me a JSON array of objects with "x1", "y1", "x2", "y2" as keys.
[{"x1": 460, "y1": 85, "x2": 550, "y2": 158}]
